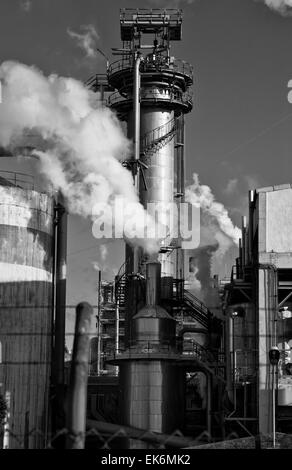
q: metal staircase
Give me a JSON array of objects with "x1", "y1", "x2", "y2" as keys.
[
  {"x1": 114, "y1": 262, "x2": 127, "y2": 309},
  {"x1": 140, "y1": 116, "x2": 177, "y2": 157},
  {"x1": 115, "y1": 263, "x2": 220, "y2": 333},
  {"x1": 182, "y1": 289, "x2": 212, "y2": 329}
]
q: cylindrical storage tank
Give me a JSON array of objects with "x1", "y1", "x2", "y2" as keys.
[
  {"x1": 132, "y1": 312, "x2": 176, "y2": 349},
  {"x1": 119, "y1": 361, "x2": 184, "y2": 444},
  {"x1": 0, "y1": 186, "x2": 54, "y2": 449}
]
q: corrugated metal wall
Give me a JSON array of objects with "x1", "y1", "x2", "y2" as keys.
[{"x1": 0, "y1": 186, "x2": 54, "y2": 449}]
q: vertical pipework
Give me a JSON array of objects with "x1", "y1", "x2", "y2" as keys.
[
  {"x1": 54, "y1": 195, "x2": 67, "y2": 387},
  {"x1": 97, "y1": 270, "x2": 101, "y2": 376},
  {"x1": 242, "y1": 216, "x2": 247, "y2": 268},
  {"x1": 127, "y1": 53, "x2": 142, "y2": 275},
  {"x1": 175, "y1": 114, "x2": 185, "y2": 281},
  {"x1": 133, "y1": 53, "x2": 141, "y2": 188},
  {"x1": 66, "y1": 302, "x2": 93, "y2": 449},
  {"x1": 248, "y1": 190, "x2": 254, "y2": 264},
  {"x1": 52, "y1": 192, "x2": 67, "y2": 440},
  {"x1": 115, "y1": 301, "x2": 119, "y2": 376}
]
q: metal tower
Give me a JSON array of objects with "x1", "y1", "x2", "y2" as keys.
[{"x1": 107, "y1": 8, "x2": 193, "y2": 279}]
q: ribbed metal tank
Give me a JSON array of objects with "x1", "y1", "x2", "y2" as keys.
[
  {"x1": 119, "y1": 361, "x2": 184, "y2": 441},
  {"x1": 0, "y1": 185, "x2": 54, "y2": 449},
  {"x1": 118, "y1": 263, "x2": 184, "y2": 446}
]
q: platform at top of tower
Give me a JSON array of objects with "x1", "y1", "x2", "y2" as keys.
[{"x1": 120, "y1": 8, "x2": 183, "y2": 41}]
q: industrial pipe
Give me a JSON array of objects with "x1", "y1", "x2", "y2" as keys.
[
  {"x1": 97, "y1": 270, "x2": 102, "y2": 376},
  {"x1": 51, "y1": 192, "x2": 68, "y2": 440},
  {"x1": 115, "y1": 299, "x2": 119, "y2": 376},
  {"x1": 133, "y1": 52, "x2": 142, "y2": 187},
  {"x1": 54, "y1": 194, "x2": 67, "y2": 388},
  {"x1": 66, "y1": 302, "x2": 93, "y2": 449},
  {"x1": 130, "y1": 53, "x2": 142, "y2": 274}
]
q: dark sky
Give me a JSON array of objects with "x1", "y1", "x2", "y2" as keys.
[{"x1": 1, "y1": 0, "x2": 292, "y2": 343}]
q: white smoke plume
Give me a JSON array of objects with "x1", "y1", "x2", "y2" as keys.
[
  {"x1": 257, "y1": 0, "x2": 292, "y2": 16},
  {"x1": 185, "y1": 173, "x2": 241, "y2": 299},
  {"x1": 0, "y1": 61, "x2": 159, "y2": 253},
  {"x1": 99, "y1": 244, "x2": 108, "y2": 262},
  {"x1": 20, "y1": 0, "x2": 32, "y2": 12},
  {"x1": 185, "y1": 173, "x2": 241, "y2": 246},
  {"x1": 92, "y1": 261, "x2": 100, "y2": 272},
  {"x1": 67, "y1": 24, "x2": 99, "y2": 58}
]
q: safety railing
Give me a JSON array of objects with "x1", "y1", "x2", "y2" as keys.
[
  {"x1": 183, "y1": 289, "x2": 212, "y2": 329},
  {"x1": 0, "y1": 170, "x2": 34, "y2": 190},
  {"x1": 140, "y1": 116, "x2": 177, "y2": 155},
  {"x1": 230, "y1": 265, "x2": 253, "y2": 283},
  {"x1": 120, "y1": 8, "x2": 183, "y2": 24},
  {"x1": 105, "y1": 339, "x2": 224, "y2": 365},
  {"x1": 108, "y1": 88, "x2": 193, "y2": 108},
  {"x1": 108, "y1": 56, "x2": 193, "y2": 81}
]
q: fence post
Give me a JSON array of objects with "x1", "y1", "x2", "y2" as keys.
[{"x1": 66, "y1": 302, "x2": 93, "y2": 449}]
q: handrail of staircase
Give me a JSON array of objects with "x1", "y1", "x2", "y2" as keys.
[
  {"x1": 183, "y1": 289, "x2": 211, "y2": 317},
  {"x1": 140, "y1": 114, "x2": 185, "y2": 156},
  {"x1": 140, "y1": 116, "x2": 177, "y2": 154},
  {"x1": 116, "y1": 261, "x2": 126, "y2": 282}
]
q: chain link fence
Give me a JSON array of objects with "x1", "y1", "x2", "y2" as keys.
[{"x1": 1, "y1": 423, "x2": 292, "y2": 449}]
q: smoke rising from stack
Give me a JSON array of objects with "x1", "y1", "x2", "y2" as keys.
[
  {"x1": 257, "y1": 0, "x2": 292, "y2": 15},
  {"x1": 67, "y1": 25, "x2": 99, "y2": 58},
  {"x1": 189, "y1": 244, "x2": 219, "y2": 302},
  {"x1": 185, "y1": 173, "x2": 241, "y2": 245},
  {"x1": 185, "y1": 173, "x2": 241, "y2": 300},
  {"x1": 0, "y1": 61, "x2": 159, "y2": 254}
]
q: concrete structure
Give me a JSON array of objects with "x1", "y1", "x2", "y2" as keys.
[
  {"x1": 0, "y1": 185, "x2": 55, "y2": 448},
  {"x1": 223, "y1": 184, "x2": 292, "y2": 436}
]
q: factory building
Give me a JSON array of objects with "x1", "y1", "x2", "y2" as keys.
[{"x1": 223, "y1": 184, "x2": 292, "y2": 437}]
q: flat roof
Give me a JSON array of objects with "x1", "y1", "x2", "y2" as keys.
[{"x1": 256, "y1": 183, "x2": 292, "y2": 194}]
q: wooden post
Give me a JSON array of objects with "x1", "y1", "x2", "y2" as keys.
[{"x1": 66, "y1": 302, "x2": 93, "y2": 449}]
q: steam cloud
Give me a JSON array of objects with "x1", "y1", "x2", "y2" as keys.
[
  {"x1": 257, "y1": 0, "x2": 292, "y2": 16},
  {"x1": 0, "y1": 61, "x2": 159, "y2": 253},
  {"x1": 20, "y1": 0, "x2": 32, "y2": 12},
  {"x1": 185, "y1": 173, "x2": 241, "y2": 300},
  {"x1": 185, "y1": 173, "x2": 241, "y2": 246},
  {"x1": 67, "y1": 24, "x2": 99, "y2": 58}
]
